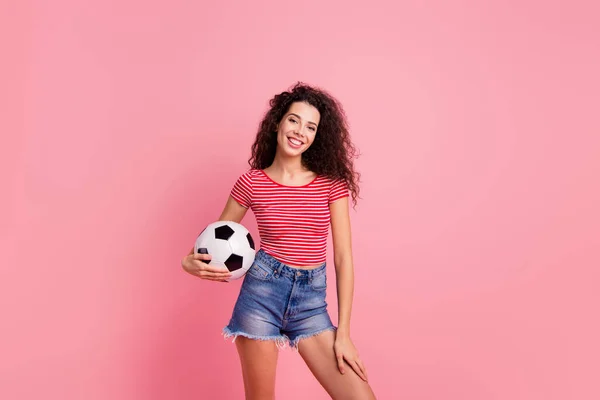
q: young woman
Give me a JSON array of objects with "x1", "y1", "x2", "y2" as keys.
[{"x1": 182, "y1": 83, "x2": 376, "y2": 399}]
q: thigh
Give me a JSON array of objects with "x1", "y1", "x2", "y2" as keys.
[
  {"x1": 225, "y1": 268, "x2": 288, "y2": 341},
  {"x1": 235, "y1": 336, "x2": 279, "y2": 400},
  {"x1": 298, "y1": 330, "x2": 376, "y2": 400}
]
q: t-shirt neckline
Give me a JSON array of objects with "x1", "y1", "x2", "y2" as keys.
[{"x1": 259, "y1": 169, "x2": 318, "y2": 188}]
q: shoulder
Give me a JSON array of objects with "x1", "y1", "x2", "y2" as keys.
[
  {"x1": 317, "y1": 174, "x2": 336, "y2": 183},
  {"x1": 236, "y1": 168, "x2": 262, "y2": 180},
  {"x1": 321, "y1": 175, "x2": 348, "y2": 188},
  {"x1": 324, "y1": 175, "x2": 349, "y2": 203}
]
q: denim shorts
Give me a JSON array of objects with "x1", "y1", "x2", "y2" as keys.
[{"x1": 223, "y1": 248, "x2": 336, "y2": 350}]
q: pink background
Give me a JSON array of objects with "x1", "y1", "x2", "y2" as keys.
[{"x1": 2, "y1": 0, "x2": 599, "y2": 399}]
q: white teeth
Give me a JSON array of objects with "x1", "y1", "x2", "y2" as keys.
[{"x1": 288, "y1": 138, "x2": 302, "y2": 145}]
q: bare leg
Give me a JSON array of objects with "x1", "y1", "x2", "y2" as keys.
[
  {"x1": 235, "y1": 336, "x2": 280, "y2": 400},
  {"x1": 298, "y1": 330, "x2": 376, "y2": 400}
]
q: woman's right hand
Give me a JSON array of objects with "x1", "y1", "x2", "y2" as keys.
[{"x1": 181, "y1": 253, "x2": 232, "y2": 282}]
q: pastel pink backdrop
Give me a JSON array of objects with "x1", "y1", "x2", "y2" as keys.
[{"x1": 2, "y1": 0, "x2": 599, "y2": 399}]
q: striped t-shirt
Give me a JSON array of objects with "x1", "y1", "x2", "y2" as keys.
[{"x1": 230, "y1": 169, "x2": 349, "y2": 266}]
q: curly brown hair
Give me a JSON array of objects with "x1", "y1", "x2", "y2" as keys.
[{"x1": 248, "y1": 82, "x2": 361, "y2": 207}]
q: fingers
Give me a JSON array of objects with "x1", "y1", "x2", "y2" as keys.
[
  {"x1": 351, "y1": 359, "x2": 368, "y2": 382},
  {"x1": 337, "y1": 354, "x2": 345, "y2": 374},
  {"x1": 197, "y1": 263, "x2": 231, "y2": 274},
  {"x1": 195, "y1": 273, "x2": 230, "y2": 282},
  {"x1": 338, "y1": 354, "x2": 368, "y2": 382},
  {"x1": 191, "y1": 254, "x2": 232, "y2": 281},
  {"x1": 192, "y1": 255, "x2": 229, "y2": 273},
  {"x1": 193, "y1": 253, "x2": 215, "y2": 265},
  {"x1": 356, "y1": 358, "x2": 368, "y2": 381},
  {"x1": 200, "y1": 275, "x2": 230, "y2": 283},
  {"x1": 194, "y1": 267, "x2": 232, "y2": 280}
]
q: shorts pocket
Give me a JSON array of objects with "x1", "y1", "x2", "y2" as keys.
[
  {"x1": 247, "y1": 260, "x2": 275, "y2": 281},
  {"x1": 310, "y1": 273, "x2": 327, "y2": 290}
]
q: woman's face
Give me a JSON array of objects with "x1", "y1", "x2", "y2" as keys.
[{"x1": 275, "y1": 101, "x2": 320, "y2": 158}]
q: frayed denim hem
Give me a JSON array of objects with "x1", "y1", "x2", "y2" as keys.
[
  {"x1": 222, "y1": 326, "x2": 290, "y2": 350},
  {"x1": 289, "y1": 326, "x2": 337, "y2": 352}
]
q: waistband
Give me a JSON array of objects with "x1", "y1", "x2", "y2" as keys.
[{"x1": 254, "y1": 248, "x2": 327, "y2": 279}]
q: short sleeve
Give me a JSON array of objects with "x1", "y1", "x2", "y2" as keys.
[
  {"x1": 230, "y1": 171, "x2": 253, "y2": 208},
  {"x1": 328, "y1": 178, "x2": 349, "y2": 204}
]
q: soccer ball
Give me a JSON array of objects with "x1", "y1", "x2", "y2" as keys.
[{"x1": 194, "y1": 221, "x2": 256, "y2": 281}]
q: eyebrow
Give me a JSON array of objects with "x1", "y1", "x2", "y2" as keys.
[{"x1": 289, "y1": 113, "x2": 318, "y2": 127}]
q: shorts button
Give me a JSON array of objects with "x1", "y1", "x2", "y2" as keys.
[{"x1": 296, "y1": 272, "x2": 301, "y2": 277}]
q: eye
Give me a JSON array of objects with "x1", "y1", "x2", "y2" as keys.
[
  {"x1": 309, "y1": 126, "x2": 316, "y2": 132},
  {"x1": 289, "y1": 117, "x2": 297, "y2": 124}
]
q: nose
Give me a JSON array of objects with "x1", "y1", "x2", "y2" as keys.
[
  {"x1": 293, "y1": 125, "x2": 305, "y2": 137},
  {"x1": 291, "y1": 129, "x2": 301, "y2": 138}
]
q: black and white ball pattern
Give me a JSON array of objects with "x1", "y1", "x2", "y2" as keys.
[{"x1": 194, "y1": 221, "x2": 256, "y2": 281}]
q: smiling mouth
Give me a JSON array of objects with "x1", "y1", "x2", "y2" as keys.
[{"x1": 287, "y1": 137, "x2": 304, "y2": 148}]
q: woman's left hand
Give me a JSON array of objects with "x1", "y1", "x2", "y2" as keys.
[{"x1": 334, "y1": 333, "x2": 368, "y2": 381}]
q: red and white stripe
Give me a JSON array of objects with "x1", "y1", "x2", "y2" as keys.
[{"x1": 230, "y1": 169, "x2": 348, "y2": 266}]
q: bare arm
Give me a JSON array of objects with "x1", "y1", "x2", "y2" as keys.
[
  {"x1": 329, "y1": 195, "x2": 368, "y2": 381},
  {"x1": 218, "y1": 195, "x2": 249, "y2": 224},
  {"x1": 329, "y1": 196, "x2": 354, "y2": 336}
]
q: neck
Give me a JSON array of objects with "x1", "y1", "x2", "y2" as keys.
[{"x1": 269, "y1": 151, "x2": 307, "y2": 174}]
